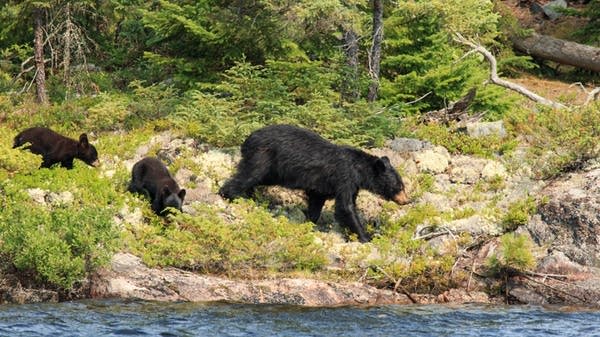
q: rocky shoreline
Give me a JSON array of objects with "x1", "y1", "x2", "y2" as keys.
[{"x1": 3, "y1": 126, "x2": 600, "y2": 307}]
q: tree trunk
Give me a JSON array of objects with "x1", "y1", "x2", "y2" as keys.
[
  {"x1": 63, "y1": 3, "x2": 72, "y2": 84},
  {"x1": 33, "y1": 7, "x2": 48, "y2": 104},
  {"x1": 511, "y1": 32, "x2": 600, "y2": 73},
  {"x1": 367, "y1": 0, "x2": 383, "y2": 102},
  {"x1": 342, "y1": 29, "x2": 360, "y2": 103}
]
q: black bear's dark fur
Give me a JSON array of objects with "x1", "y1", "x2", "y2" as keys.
[
  {"x1": 128, "y1": 157, "x2": 186, "y2": 215},
  {"x1": 13, "y1": 127, "x2": 99, "y2": 169},
  {"x1": 219, "y1": 124, "x2": 409, "y2": 242}
]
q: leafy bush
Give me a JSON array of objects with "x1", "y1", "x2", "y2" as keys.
[
  {"x1": 507, "y1": 103, "x2": 600, "y2": 178},
  {"x1": 86, "y1": 93, "x2": 131, "y2": 131},
  {"x1": 125, "y1": 80, "x2": 180, "y2": 129},
  {"x1": 404, "y1": 119, "x2": 517, "y2": 158},
  {"x1": 501, "y1": 197, "x2": 536, "y2": 232},
  {"x1": 171, "y1": 60, "x2": 399, "y2": 147},
  {"x1": 0, "y1": 166, "x2": 122, "y2": 289},
  {"x1": 487, "y1": 233, "x2": 536, "y2": 274}
]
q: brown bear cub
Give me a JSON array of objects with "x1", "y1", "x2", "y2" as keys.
[
  {"x1": 219, "y1": 124, "x2": 409, "y2": 242},
  {"x1": 128, "y1": 157, "x2": 186, "y2": 215},
  {"x1": 13, "y1": 127, "x2": 99, "y2": 169}
]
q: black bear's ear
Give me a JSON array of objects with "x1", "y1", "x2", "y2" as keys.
[
  {"x1": 178, "y1": 189, "x2": 186, "y2": 200},
  {"x1": 374, "y1": 158, "x2": 387, "y2": 174},
  {"x1": 79, "y1": 133, "x2": 89, "y2": 146}
]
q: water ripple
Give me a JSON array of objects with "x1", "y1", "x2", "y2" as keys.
[{"x1": 0, "y1": 300, "x2": 599, "y2": 336}]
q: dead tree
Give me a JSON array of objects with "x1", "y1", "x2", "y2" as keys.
[
  {"x1": 455, "y1": 33, "x2": 568, "y2": 109},
  {"x1": 367, "y1": 0, "x2": 383, "y2": 102},
  {"x1": 511, "y1": 32, "x2": 600, "y2": 73},
  {"x1": 33, "y1": 6, "x2": 48, "y2": 104}
]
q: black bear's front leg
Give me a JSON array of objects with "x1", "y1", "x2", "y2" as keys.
[
  {"x1": 334, "y1": 192, "x2": 369, "y2": 242},
  {"x1": 306, "y1": 192, "x2": 326, "y2": 223}
]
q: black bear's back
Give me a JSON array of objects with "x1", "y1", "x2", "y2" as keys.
[
  {"x1": 14, "y1": 127, "x2": 69, "y2": 154},
  {"x1": 240, "y1": 124, "x2": 356, "y2": 192},
  {"x1": 242, "y1": 124, "x2": 339, "y2": 159},
  {"x1": 131, "y1": 157, "x2": 181, "y2": 197}
]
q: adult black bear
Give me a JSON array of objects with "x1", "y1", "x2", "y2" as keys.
[
  {"x1": 13, "y1": 127, "x2": 99, "y2": 169},
  {"x1": 128, "y1": 157, "x2": 186, "y2": 215},
  {"x1": 219, "y1": 124, "x2": 409, "y2": 242}
]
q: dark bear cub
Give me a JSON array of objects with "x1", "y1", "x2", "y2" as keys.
[
  {"x1": 13, "y1": 127, "x2": 99, "y2": 169},
  {"x1": 219, "y1": 124, "x2": 410, "y2": 242},
  {"x1": 128, "y1": 157, "x2": 186, "y2": 215}
]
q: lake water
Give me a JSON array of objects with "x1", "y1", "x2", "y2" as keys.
[{"x1": 0, "y1": 300, "x2": 599, "y2": 336}]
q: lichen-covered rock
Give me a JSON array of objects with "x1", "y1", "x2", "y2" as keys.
[
  {"x1": 535, "y1": 168, "x2": 600, "y2": 267},
  {"x1": 449, "y1": 156, "x2": 488, "y2": 184},
  {"x1": 466, "y1": 121, "x2": 507, "y2": 138},
  {"x1": 481, "y1": 161, "x2": 508, "y2": 180},
  {"x1": 413, "y1": 149, "x2": 449, "y2": 174},
  {"x1": 386, "y1": 138, "x2": 432, "y2": 153}
]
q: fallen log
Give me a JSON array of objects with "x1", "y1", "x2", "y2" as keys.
[{"x1": 510, "y1": 32, "x2": 600, "y2": 73}]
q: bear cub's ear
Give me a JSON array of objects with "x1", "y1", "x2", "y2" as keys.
[
  {"x1": 374, "y1": 156, "x2": 390, "y2": 174},
  {"x1": 79, "y1": 133, "x2": 89, "y2": 146}
]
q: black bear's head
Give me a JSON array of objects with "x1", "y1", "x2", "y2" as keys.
[
  {"x1": 77, "y1": 133, "x2": 99, "y2": 167},
  {"x1": 373, "y1": 156, "x2": 409, "y2": 205},
  {"x1": 161, "y1": 186, "x2": 186, "y2": 214}
]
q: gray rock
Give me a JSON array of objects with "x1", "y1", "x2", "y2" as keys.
[
  {"x1": 537, "y1": 168, "x2": 600, "y2": 267},
  {"x1": 446, "y1": 215, "x2": 500, "y2": 236},
  {"x1": 481, "y1": 161, "x2": 508, "y2": 180},
  {"x1": 90, "y1": 253, "x2": 414, "y2": 306},
  {"x1": 449, "y1": 156, "x2": 488, "y2": 184},
  {"x1": 526, "y1": 214, "x2": 556, "y2": 246},
  {"x1": 413, "y1": 149, "x2": 449, "y2": 174},
  {"x1": 466, "y1": 121, "x2": 507, "y2": 138},
  {"x1": 26, "y1": 188, "x2": 47, "y2": 205},
  {"x1": 387, "y1": 138, "x2": 432, "y2": 153},
  {"x1": 509, "y1": 286, "x2": 548, "y2": 305},
  {"x1": 537, "y1": 251, "x2": 589, "y2": 275},
  {"x1": 46, "y1": 191, "x2": 74, "y2": 206},
  {"x1": 1, "y1": 287, "x2": 58, "y2": 304},
  {"x1": 543, "y1": 0, "x2": 567, "y2": 20}
]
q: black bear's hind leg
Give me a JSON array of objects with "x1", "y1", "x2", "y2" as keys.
[{"x1": 220, "y1": 152, "x2": 271, "y2": 200}]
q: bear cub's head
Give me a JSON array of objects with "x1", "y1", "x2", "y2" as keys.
[
  {"x1": 373, "y1": 156, "x2": 409, "y2": 205},
  {"x1": 160, "y1": 186, "x2": 187, "y2": 215},
  {"x1": 77, "y1": 133, "x2": 99, "y2": 167}
]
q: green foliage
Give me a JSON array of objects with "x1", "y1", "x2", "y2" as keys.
[
  {"x1": 405, "y1": 119, "x2": 517, "y2": 158},
  {"x1": 86, "y1": 93, "x2": 131, "y2": 131},
  {"x1": 363, "y1": 203, "x2": 457, "y2": 292},
  {"x1": 171, "y1": 60, "x2": 399, "y2": 147},
  {"x1": 573, "y1": 0, "x2": 600, "y2": 45},
  {"x1": 507, "y1": 103, "x2": 600, "y2": 178},
  {"x1": 0, "y1": 126, "x2": 42, "y2": 179},
  {"x1": 0, "y1": 163, "x2": 122, "y2": 290},
  {"x1": 501, "y1": 197, "x2": 537, "y2": 232},
  {"x1": 125, "y1": 200, "x2": 327, "y2": 274},
  {"x1": 487, "y1": 233, "x2": 536, "y2": 274},
  {"x1": 378, "y1": 0, "x2": 509, "y2": 116}
]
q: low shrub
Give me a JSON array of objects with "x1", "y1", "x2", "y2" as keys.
[{"x1": 124, "y1": 199, "x2": 327, "y2": 275}]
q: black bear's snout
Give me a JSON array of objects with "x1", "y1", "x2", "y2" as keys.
[{"x1": 393, "y1": 190, "x2": 410, "y2": 205}]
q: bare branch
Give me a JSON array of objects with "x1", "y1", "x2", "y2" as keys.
[
  {"x1": 584, "y1": 87, "x2": 600, "y2": 106},
  {"x1": 454, "y1": 33, "x2": 567, "y2": 110}
]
